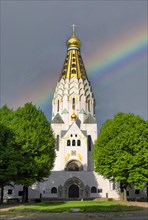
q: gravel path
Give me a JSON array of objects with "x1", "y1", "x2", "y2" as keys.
[
  {"x1": 0, "y1": 215, "x2": 148, "y2": 220},
  {"x1": 1, "y1": 211, "x2": 148, "y2": 220}
]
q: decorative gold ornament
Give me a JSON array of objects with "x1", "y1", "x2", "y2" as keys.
[
  {"x1": 78, "y1": 135, "x2": 82, "y2": 139},
  {"x1": 67, "y1": 32, "x2": 81, "y2": 49},
  {"x1": 69, "y1": 96, "x2": 72, "y2": 102},
  {"x1": 65, "y1": 153, "x2": 70, "y2": 161},
  {"x1": 77, "y1": 153, "x2": 82, "y2": 161},
  {"x1": 71, "y1": 112, "x2": 77, "y2": 120},
  {"x1": 71, "y1": 151, "x2": 76, "y2": 156}
]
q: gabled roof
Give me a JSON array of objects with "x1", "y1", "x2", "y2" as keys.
[
  {"x1": 81, "y1": 130, "x2": 87, "y2": 137},
  {"x1": 51, "y1": 113, "x2": 64, "y2": 124},
  {"x1": 84, "y1": 114, "x2": 96, "y2": 124},
  {"x1": 61, "y1": 130, "x2": 67, "y2": 137},
  {"x1": 75, "y1": 116, "x2": 81, "y2": 128},
  {"x1": 61, "y1": 121, "x2": 87, "y2": 138}
]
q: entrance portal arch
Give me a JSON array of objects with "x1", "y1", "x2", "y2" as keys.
[{"x1": 63, "y1": 177, "x2": 84, "y2": 198}]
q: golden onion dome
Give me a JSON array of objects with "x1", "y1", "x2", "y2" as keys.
[
  {"x1": 67, "y1": 32, "x2": 81, "y2": 49},
  {"x1": 71, "y1": 112, "x2": 77, "y2": 120}
]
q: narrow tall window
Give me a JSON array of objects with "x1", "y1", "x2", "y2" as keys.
[
  {"x1": 77, "y1": 140, "x2": 81, "y2": 146},
  {"x1": 56, "y1": 135, "x2": 59, "y2": 151},
  {"x1": 57, "y1": 100, "x2": 59, "y2": 112},
  {"x1": 93, "y1": 100, "x2": 95, "y2": 115},
  {"x1": 72, "y1": 98, "x2": 75, "y2": 110},
  {"x1": 67, "y1": 140, "x2": 71, "y2": 146},
  {"x1": 72, "y1": 140, "x2": 76, "y2": 146},
  {"x1": 88, "y1": 135, "x2": 92, "y2": 151},
  {"x1": 88, "y1": 100, "x2": 90, "y2": 112}
]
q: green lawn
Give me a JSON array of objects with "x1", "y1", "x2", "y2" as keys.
[{"x1": 9, "y1": 200, "x2": 142, "y2": 213}]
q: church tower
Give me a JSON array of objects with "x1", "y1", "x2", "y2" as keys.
[
  {"x1": 38, "y1": 27, "x2": 120, "y2": 199},
  {"x1": 51, "y1": 27, "x2": 97, "y2": 173}
]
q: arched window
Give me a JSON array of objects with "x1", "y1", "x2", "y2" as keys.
[
  {"x1": 91, "y1": 186, "x2": 97, "y2": 193},
  {"x1": 93, "y1": 100, "x2": 95, "y2": 115},
  {"x1": 88, "y1": 100, "x2": 90, "y2": 112},
  {"x1": 51, "y1": 187, "x2": 57, "y2": 194},
  {"x1": 67, "y1": 140, "x2": 71, "y2": 146},
  {"x1": 56, "y1": 135, "x2": 59, "y2": 151},
  {"x1": 77, "y1": 140, "x2": 81, "y2": 146},
  {"x1": 72, "y1": 69, "x2": 76, "y2": 73},
  {"x1": 72, "y1": 140, "x2": 76, "y2": 146},
  {"x1": 57, "y1": 100, "x2": 59, "y2": 112},
  {"x1": 66, "y1": 160, "x2": 83, "y2": 171},
  {"x1": 88, "y1": 135, "x2": 92, "y2": 151},
  {"x1": 72, "y1": 98, "x2": 75, "y2": 110}
]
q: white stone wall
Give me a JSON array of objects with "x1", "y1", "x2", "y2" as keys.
[
  {"x1": 2, "y1": 185, "x2": 40, "y2": 201},
  {"x1": 37, "y1": 171, "x2": 120, "y2": 199}
]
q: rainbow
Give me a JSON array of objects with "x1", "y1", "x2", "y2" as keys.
[
  {"x1": 38, "y1": 25, "x2": 147, "y2": 108},
  {"x1": 11, "y1": 24, "x2": 147, "y2": 112},
  {"x1": 86, "y1": 25, "x2": 147, "y2": 81}
]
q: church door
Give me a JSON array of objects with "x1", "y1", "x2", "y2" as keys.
[{"x1": 68, "y1": 184, "x2": 79, "y2": 198}]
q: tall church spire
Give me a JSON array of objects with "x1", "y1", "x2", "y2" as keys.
[{"x1": 59, "y1": 27, "x2": 88, "y2": 80}]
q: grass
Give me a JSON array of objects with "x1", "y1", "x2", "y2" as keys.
[
  {"x1": 8, "y1": 200, "x2": 142, "y2": 213},
  {"x1": 1, "y1": 200, "x2": 147, "y2": 219}
]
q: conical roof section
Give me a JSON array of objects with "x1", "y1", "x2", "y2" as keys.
[{"x1": 59, "y1": 29, "x2": 88, "y2": 81}]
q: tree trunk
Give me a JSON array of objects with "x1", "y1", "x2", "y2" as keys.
[
  {"x1": 120, "y1": 183, "x2": 127, "y2": 201},
  {"x1": 0, "y1": 186, "x2": 4, "y2": 204},
  {"x1": 147, "y1": 186, "x2": 148, "y2": 202},
  {"x1": 26, "y1": 186, "x2": 28, "y2": 202},
  {"x1": 123, "y1": 187, "x2": 127, "y2": 201},
  {"x1": 22, "y1": 186, "x2": 28, "y2": 203}
]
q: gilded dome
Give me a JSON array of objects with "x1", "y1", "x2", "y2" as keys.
[{"x1": 67, "y1": 33, "x2": 81, "y2": 49}]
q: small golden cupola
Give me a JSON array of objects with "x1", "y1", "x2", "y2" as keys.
[
  {"x1": 59, "y1": 25, "x2": 88, "y2": 81},
  {"x1": 71, "y1": 111, "x2": 77, "y2": 121},
  {"x1": 67, "y1": 32, "x2": 81, "y2": 49}
]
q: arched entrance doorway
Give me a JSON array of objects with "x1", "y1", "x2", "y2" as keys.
[
  {"x1": 63, "y1": 177, "x2": 84, "y2": 198},
  {"x1": 69, "y1": 184, "x2": 79, "y2": 198}
]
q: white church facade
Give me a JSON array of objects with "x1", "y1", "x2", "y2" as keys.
[
  {"x1": 35, "y1": 29, "x2": 120, "y2": 199},
  {"x1": 3, "y1": 29, "x2": 147, "y2": 201}
]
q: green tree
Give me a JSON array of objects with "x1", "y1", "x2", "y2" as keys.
[
  {"x1": 13, "y1": 103, "x2": 56, "y2": 202},
  {"x1": 0, "y1": 123, "x2": 20, "y2": 203},
  {"x1": 0, "y1": 106, "x2": 17, "y2": 203},
  {"x1": 93, "y1": 112, "x2": 148, "y2": 200},
  {"x1": 0, "y1": 104, "x2": 56, "y2": 203}
]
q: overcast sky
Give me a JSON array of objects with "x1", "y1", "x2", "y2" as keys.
[{"x1": 1, "y1": 0, "x2": 147, "y2": 131}]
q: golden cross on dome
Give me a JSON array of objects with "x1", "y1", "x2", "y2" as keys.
[{"x1": 72, "y1": 24, "x2": 76, "y2": 34}]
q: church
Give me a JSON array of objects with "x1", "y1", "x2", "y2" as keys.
[
  {"x1": 3, "y1": 28, "x2": 146, "y2": 201},
  {"x1": 36, "y1": 27, "x2": 120, "y2": 199}
]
